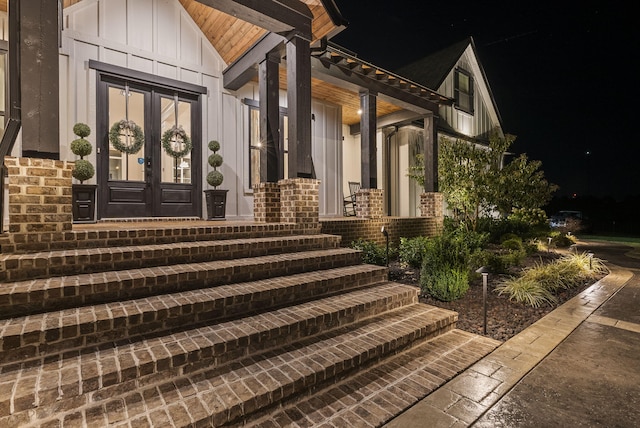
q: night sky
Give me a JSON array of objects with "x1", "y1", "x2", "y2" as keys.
[{"x1": 331, "y1": 1, "x2": 638, "y2": 201}]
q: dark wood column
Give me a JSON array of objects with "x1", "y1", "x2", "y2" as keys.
[
  {"x1": 258, "y1": 52, "x2": 281, "y2": 182},
  {"x1": 286, "y1": 35, "x2": 313, "y2": 178},
  {"x1": 18, "y1": 0, "x2": 60, "y2": 159},
  {"x1": 422, "y1": 112, "x2": 439, "y2": 192},
  {"x1": 360, "y1": 90, "x2": 377, "y2": 188}
]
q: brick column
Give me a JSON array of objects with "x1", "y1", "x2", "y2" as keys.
[
  {"x1": 420, "y1": 192, "x2": 444, "y2": 232},
  {"x1": 355, "y1": 188, "x2": 384, "y2": 219},
  {"x1": 278, "y1": 178, "x2": 319, "y2": 229},
  {"x1": 6, "y1": 156, "x2": 73, "y2": 232},
  {"x1": 253, "y1": 182, "x2": 281, "y2": 223}
]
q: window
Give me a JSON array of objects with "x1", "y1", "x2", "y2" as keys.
[
  {"x1": 454, "y1": 68, "x2": 474, "y2": 114},
  {"x1": 247, "y1": 104, "x2": 289, "y2": 188},
  {"x1": 249, "y1": 106, "x2": 261, "y2": 187}
]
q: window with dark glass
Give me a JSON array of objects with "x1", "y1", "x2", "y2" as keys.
[
  {"x1": 248, "y1": 105, "x2": 289, "y2": 188},
  {"x1": 454, "y1": 68, "x2": 474, "y2": 114}
]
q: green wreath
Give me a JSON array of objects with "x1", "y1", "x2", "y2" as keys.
[
  {"x1": 161, "y1": 125, "x2": 192, "y2": 159},
  {"x1": 109, "y1": 120, "x2": 145, "y2": 154}
]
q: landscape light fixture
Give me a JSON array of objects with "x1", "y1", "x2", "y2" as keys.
[
  {"x1": 475, "y1": 266, "x2": 491, "y2": 335},
  {"x1": 381, "y1": 226, "x2": 389, "y2": 267},
  {"x1": 547, "y1": 236, "x2": 553, "y2": 252},
  {"x1": 587, "y1": 250, "x2": 594, "y2": 270}
]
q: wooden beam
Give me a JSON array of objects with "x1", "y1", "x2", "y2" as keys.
[
  {"x1": 195, "y1": 0, "x2": 312, "y2": 40},
  {"x1": 286, "y1": 35, "x2": 313, "y2": 178},
  {"x1": 19, "y1": 0, "x2": 60, "y2": 158},
  {"x1": 423, "y1": 113, "x2": 438, "y2": 192},
  {"x1": 259, "y1": 52, "x2": 281, "y2": 182},
  {"x1": 360, "y1": 90, "x2": 377, "y2": 189},
  {"x1": 223, "y1": 31, "x2": 285, "y2": 90}
]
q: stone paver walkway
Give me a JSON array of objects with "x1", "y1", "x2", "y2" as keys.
[{"x1": 384, "y1": 265, "x2": 633, "y2": 427}]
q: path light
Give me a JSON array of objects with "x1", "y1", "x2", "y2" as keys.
[
  {"x1": 381, "y1": 226, "x2": 389, "y2": 267},
  {"x1": 587, "y1": 250, "x2": 594, "y2": 270},
  {"x1": 547, "y1": 236, "x2": 553, "y2": 252},
  {"x1": 475, "y1": 266, "x2": 491, "y2": 335}
]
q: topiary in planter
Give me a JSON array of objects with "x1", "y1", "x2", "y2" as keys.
[
  {"x1": 71, "y1": 122, "x2": 95, "y2": 183},
  {"x1": 206, "y1": 140, "x2": 223, "y2": 189}
]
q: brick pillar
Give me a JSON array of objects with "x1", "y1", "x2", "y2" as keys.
[
  {"x1": 6, "y1": 157, "x2": 73, "y2": 232},
  {"x1": 279, "y1": 178, "x2": 319, "y2": 229},
  {"x1": 355, "y1": 188, "x2": 384, "y2": 219},
  {"x1": 420, "y1": 192, "x2": 444, "y2": 232},
  {"x1": 253, "y1": 182, "x2": 281, "y2": 223}
]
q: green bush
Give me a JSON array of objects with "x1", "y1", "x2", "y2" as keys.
[
  {"x1": 501, "y1": 237, "x2": 524, "y2": 252},
  {"x1": 495, "y1": 251, "x2": 607, "y2": 307},
  {"x1": 398, "y1": 236, "x2": 430, "y2": 268},
  {"x1": 72, "y1": 159, "x2": 95, "y2": 183},
  {"x1": 549, "y1": 231, "x2": 576, "y2": 248},
  {"x1": 421, "y1": 267, "x2": 469, "y2": 301},
  {"x1": 351, "y1": 239, "x2": 388, "y2": 266},
  {"x1": 494, "y1": 277, "x2": 557, "y2": 308},
  {"x1": 70, "y1": 138, "x2": 92, "y2": 157}
]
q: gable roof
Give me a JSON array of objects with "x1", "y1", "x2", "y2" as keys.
[
  {"x1": 396, "y1": 38, "x2": 471, "y2": 90},
  {"x1": 396, "y1": 36, "x2": 503, "y2": 131}
]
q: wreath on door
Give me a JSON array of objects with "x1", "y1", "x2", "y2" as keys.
[
  {"x1": 161, "y1": 125, "x2": 192, "y2": 159},
  {"x1": 109, "y1": 120, "x2": 145, "y2": 155}
]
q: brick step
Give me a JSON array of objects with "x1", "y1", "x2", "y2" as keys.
[
  {"x1": 0, "y1": 234, "x2": 342, "y2": 282},
  {"x1": 1, "y1": 302, "x2": 457, "y2": 427},
  {"x1": 0, "y1": 248, "x2": 364, "y2": 320},
  {"x1": 0, "y1": 221, "x2": 306, "y2": 254},
  {"x1": 0, "y1": 264, "x2": 388, "y2": 363},
  {"x1": 0, "y1": 283, "x2": 427, "y2": 419},
  {"x1": 246, "y1": 329, "x2": 501, "y2": 427}
]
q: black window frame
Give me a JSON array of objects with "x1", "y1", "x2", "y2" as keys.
[{"x1": 454, "y1": 68, "x2": 474, "y2": 115}]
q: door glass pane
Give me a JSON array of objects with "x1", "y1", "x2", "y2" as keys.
[
  {"x1": 161, "y1": 96, "x2": 192, "y2": 184},
  {"x1": 108, "y1": 87, "x2": 146, "y2": 181},
  {"x1": 0, "y1": 51, "x2": 6, "y2": 131}
]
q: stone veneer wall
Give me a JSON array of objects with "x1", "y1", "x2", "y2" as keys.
[
  {"x1": 320, "y1": 217, "x2": 442, "y2": 247},
  {"x1": 355, "y1": 188, "x2": 384, "y2": 219},
  {"x1": 0, "y1": 157, "x2": 74, "y2": 253}
]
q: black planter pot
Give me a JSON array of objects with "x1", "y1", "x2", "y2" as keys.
[
  {"x1": 72, "y1": 184, "x2": 97, "y2": 223},
  {"x1": 204, "y1": 189, "x2": 228, "y2": 220}
]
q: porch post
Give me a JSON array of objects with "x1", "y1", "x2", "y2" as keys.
[
  {"x1": 360, "y1": 90, "x2": 377, "y2": 189},
  {"x1": 286, "y1": 35, "x2": 313, "y2": 178},
  {"x1": 422, "y1": 112, "x2": 437, "y2": 192},
  {"x1": 258, "y1": 51, "x2": 281, "y2": 182},
  {"x1": 18, "y1": 0, "x2": 60, "y2": 159}
]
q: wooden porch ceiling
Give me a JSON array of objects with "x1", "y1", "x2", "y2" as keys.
[{"x1": 1, "y1": 0, "x2": 441, "y2": 126}]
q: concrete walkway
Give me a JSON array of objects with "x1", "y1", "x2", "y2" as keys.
[{"x1": 385, "y1": 241, "x2": 640, "y2": 427}]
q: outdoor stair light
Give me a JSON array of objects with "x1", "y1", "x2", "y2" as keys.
[
  {"x1": 381, "y1": 226, "x2": 389, "y2": 267},
  {"x1": 475, "y1": 266, "x2": 491, "y2": 335}
]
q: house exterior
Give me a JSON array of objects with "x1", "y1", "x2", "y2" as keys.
[
  {"x1": 0, "y1": 0, "x2": 470, "y2": 238},
  {"x1": 381, "y1": 37, "x2": 506, "y2": 217}
]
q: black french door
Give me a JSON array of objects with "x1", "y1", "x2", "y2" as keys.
[{"x1": 97, "y1": 74, "x2": 201, "y2": 219}]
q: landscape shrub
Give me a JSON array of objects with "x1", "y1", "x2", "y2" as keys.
[
  {"x1": 549, "y1": 231, "x2": 576, "y2": 248},
  {"x1": 351, "y1": 239, "x2": 389, "y2": 266},
  {"x1": 420, "y1": 233, "x2": 475, "y2": 301},
  {"x1": 398, "y1": 236, "x2": 430, "y2": 268},
  {"x1": 501, "y1": 237, "x2": 524, "y2": 252},
  {"x1": 421, "y1": 267, "x2": 469, "y2": 302},
  {"x1": 495, "y1": 252, "x2": 607, "y2": 307}
]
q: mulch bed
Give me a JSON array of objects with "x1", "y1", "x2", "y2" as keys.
[{"x1": 388, "y1": 251, "x2": 604, "y2": 342}]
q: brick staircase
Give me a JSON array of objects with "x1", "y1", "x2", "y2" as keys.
[{"x1": 0, "y1": 221, "x2": 500, "y2": 427}]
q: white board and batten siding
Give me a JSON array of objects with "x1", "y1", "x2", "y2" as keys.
[
  {"x1": 437, "y1": 44, "x2": 502, "y2": 139},
  {"x1": 59, "y1": 0, "x2": 343, "y2": 219}
]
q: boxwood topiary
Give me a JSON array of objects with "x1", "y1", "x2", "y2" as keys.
[
  {"x1": 207, "y1": 140, "x2": 223, "y2": 188},
  {"x1": 71, "y1": 122, "x2": 95, "y2": 184}
]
